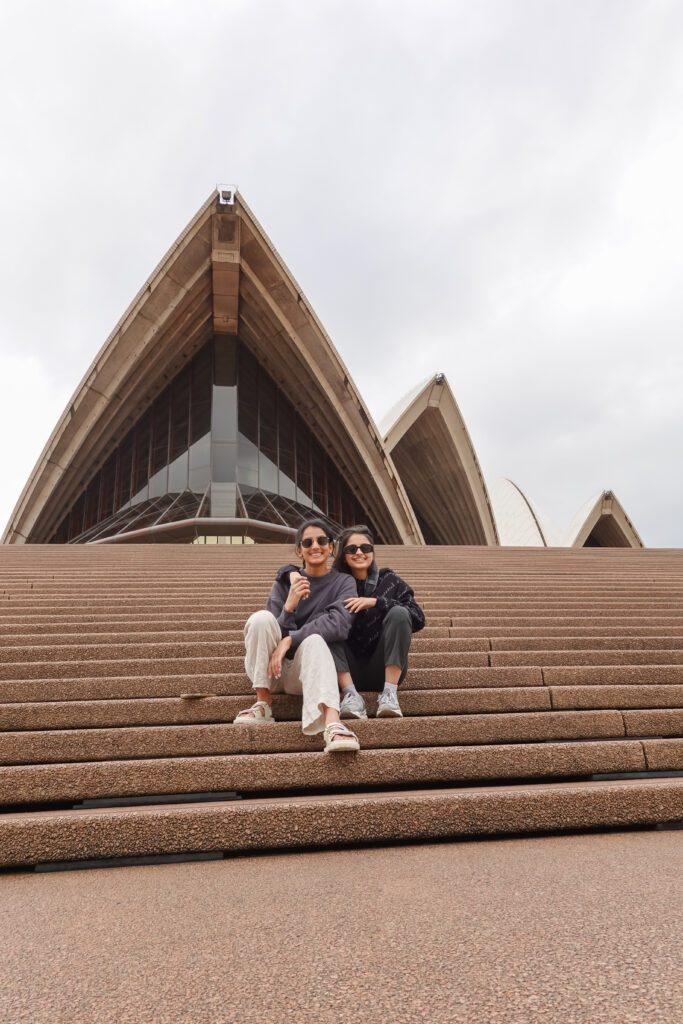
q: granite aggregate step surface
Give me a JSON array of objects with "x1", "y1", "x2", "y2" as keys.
[
  {"x1": 0, "y1": 710, "x2": 629, "y2": 765},
  {"x1": 549, "y1": 683, "x2": 683, "y2": 709},
  {"x1": 0, "y1": 643, "x2": 499, "y2": 669},
  {"x1": 1, "y1": 778, "x2": 681, "y2": 868},
  {"x1": 0, "y1": 544, "x2": 681, "y2": 866},
  {"x1": 0, "y1": 666, "x2": 544, "y2": 701},
  {"x1": 450, "y1": 624, "x2": 683, "y2": 637},
  {"x1": 0, "y1": 686, "x2": 552, "y2": 732},
  {"x1": 491, "y1": 650, "x2": 683, "y2": 666},
  {"x1": 489, "y1": 635, "x2": 683, "y2": 650},
  {"x1": 0, "y1": 739, "x2": 657, "y2": 806}
]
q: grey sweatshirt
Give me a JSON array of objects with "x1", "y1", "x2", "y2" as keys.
[{"x1": 266, "y1": 569, "x2": 357, "y2": 653}]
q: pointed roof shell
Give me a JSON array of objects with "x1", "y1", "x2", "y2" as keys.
[
  {"x1": 3, "y1": 191, "x2": 423, "y2": 545},
  {"x1": 383, "y1": 374, "x2": 498, "y2": 545},
  {"x1": 564, "y1": 490, "x2": 644, "y2": 548}
]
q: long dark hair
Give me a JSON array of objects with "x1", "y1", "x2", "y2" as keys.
[
  {"x1": 332, "y1": 524, "x2": 377, "y2": 575},
  {"x1": 294, "y1": 518, "x2": 335, "y2": 568}
]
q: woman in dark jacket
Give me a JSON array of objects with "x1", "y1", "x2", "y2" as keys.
[{"x1": 330, "y1": 524, "x2": 425, "y2": 718}]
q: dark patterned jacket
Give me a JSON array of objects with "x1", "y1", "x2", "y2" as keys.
[{"x1": 276, "y1": 565, "x2": 425, "y2": 659}]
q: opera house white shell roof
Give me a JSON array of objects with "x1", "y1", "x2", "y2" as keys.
[
  {"x1": 490, "y1": 480, "x2": 643, "y2": 549},
  {"x1": 2, "y1": 188, "x2": 646, "y2": 549}
]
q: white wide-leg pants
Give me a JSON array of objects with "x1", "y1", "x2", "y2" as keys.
[{"x1": 243, "y1": 610, "x2": 340, "y2": 735}]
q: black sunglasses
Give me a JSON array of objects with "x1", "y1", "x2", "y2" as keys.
[
  {"x1": 300, "y1": 535, "x2": 331, "y2": 548},
  {"x1": 343, "y1": 543, "x2": 374, "y2": 555}
]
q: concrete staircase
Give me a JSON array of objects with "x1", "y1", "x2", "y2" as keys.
[{"x1": 1, "y1": 544, "x2": 681, "y2": 868}]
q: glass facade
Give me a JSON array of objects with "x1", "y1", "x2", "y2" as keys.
[{"x1": 52, "y1": 338, "x2": 369, "y2": 543}]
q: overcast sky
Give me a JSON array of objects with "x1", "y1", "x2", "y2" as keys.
[{"x1": 1, "y1": 0, "x2": 682, "y2": 545}]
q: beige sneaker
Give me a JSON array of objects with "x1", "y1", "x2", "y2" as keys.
[{"x1": 233, "y1": 700, "x2": 275, "y2": 724}]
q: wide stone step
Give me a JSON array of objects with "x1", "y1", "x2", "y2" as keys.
[
  {"x1": 0, "y1": 630, "x2": 252, "y2": 648},
  {"x1": 490, "y1": 650, "x2": 683, "y2": 666},
  {"x1": 6, "y1": 588, "x2": 680, "y2": 603},
  {"x1": 3, "y1": 675, "x2": 683, "y2": 716},
  {"x1": 3, "y1": 683, "x2": 681, "y2": 734},
  {"x1": 0, "y1": 687, "x2": 552, "y2": 731},
  {"x1": 7, "y1": 642, "x2": 683, "y2": 670},
  {"x1": 3, "y1": 738, "x2": 680, "y2": 806},
  {"x1": 489, "y1": 636, "x2": 683, "y2": 650},
  {"x1": 0, "y1": 616, "x2": 245, "y2": 633},
  {"x1": 0, "y1": 666, "x2": 542, "y2": 699},
  {"x1": 0, "y1": 630, "x2": 477, "y2": 651},
  {"x1": 545, "y1": 666, "x2": 683, "y2": 686},
  {"x1": 6, "y1": 593, "x2": 678, "y2": 610},
  {"x1": 0, "y1": 643, "x2": 495, "y2": 669},
  {"x1": 0, "y1": 709, "x2": 634, "y2": 765},
  {"x1": 550, "y1": 684, "x2": 683, "y2": 709},
  {"x1": 6, "y1": 618, "x2": 680, "y2": 640},
  {"x1": 3, "y1": 709, "x2": 673, "y2": 769},
  {"x1": 450, "y1": 625, "x2": 683, "y2": 637},
  {"x1": 3, "y1": 595, "x2": 682, "y2": 612},
  {"x1": 423, "y1": 601, "x2": 680, "y2": 611},
  {"x1": 4, "y1": 632, "x2": 683, "y2": 654},
  {"x1": 448, "y1": 616, "x2": 683, "y2": 626},
  {"x1": 1, "y1": 777, "x2": 681, "y2": 868},
  {"x1": 7, "y1": 580, "x2": 677, "y2": 590},
  {"x1": 1, "y1": 777, "x2": 680, "y2": 868},
  {"x1": 0, "y1": 600, "x2": 268, "y2": 614}
]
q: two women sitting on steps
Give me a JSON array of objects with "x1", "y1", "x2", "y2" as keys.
[
  {"x1": 234, "y1": 520, "x2": 361, "y2": 752},
  {"x1": 234, "y1": 519, "x2": 425, "y2": 752}
]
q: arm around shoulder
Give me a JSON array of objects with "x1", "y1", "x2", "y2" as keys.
[{"x1": 374, "y1": 569, "x2": 425, "y2": 633}]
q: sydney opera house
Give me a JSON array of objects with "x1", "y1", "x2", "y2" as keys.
[{"x1": 2, "y1": 188, "x2": 644, "y2": 549}]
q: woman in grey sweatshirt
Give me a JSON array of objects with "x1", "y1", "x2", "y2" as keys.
[{"x1": 234, "y1": 519, "x2": 362, "y2": 752}]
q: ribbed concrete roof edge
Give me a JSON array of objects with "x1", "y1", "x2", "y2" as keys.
[
  {"x1": 233, "y1": 194, "x2": 424, "y2": 544},
  {"x1": 3, "y1": 190, "x2": 424, "y2": 545},
  {"x1": 377, "y1": 374, "x2": 433, "y2": 438},
  {"x1": 564, "y1": 490, "x2": 644, "y2": 548},
  {"x1": 383, "y1": 373, "x2": 498, "y2": 545},
  {"x1": 2, "y1": 192, "x2": 218, "y2": 545}
]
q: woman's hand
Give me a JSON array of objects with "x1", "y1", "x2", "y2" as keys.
[
  {"x1": 345, "y1": 596, "x2": 377, "y2": 614},
  {"x1": 284, "y1": 571, "x2": 310, "y2": 611},
  {"x1": 268, "y1": 636, "x2": 293, "y2": 679}
]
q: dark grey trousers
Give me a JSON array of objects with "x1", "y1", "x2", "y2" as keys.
[{"x1": 329, "y1": 605, "x2": 413, "y2": 692}]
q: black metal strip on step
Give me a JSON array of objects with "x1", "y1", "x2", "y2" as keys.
[
  {"x1": 34, "y1": 851, "x2": 224, "y2": 873},
  {"x1": 73, "y1": 790, "x2": 242, "y2": 808},
  {"x1": 590, "y1": 770, "x2": 683, "y2": 780}
]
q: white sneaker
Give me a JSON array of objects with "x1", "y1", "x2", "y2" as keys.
[
  {"x1": 376, "y1": 690, "x2": 403, "y2": 718},
  {"x1": 339, "y1": 689, "x2": 368, "y2": 720}
]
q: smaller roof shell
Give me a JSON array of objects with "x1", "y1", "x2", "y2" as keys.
[
  {"x1": 382, "y1": 374, "x2": 498, "y2": 545},
  {"x1": 564, "y1": 490, "x2": 644, "y2": 548},
  {"x1": 489, "y1": 478, "x2": 563, "y2": 547}
]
